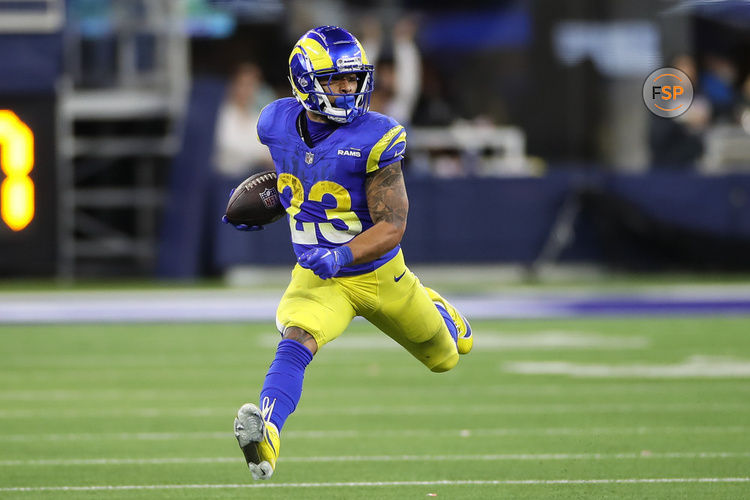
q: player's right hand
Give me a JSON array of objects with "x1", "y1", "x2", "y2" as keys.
[
  {"x1": 221, "y1": 215, "x2": 264, "y2": 232},
  {"x1": 298, "y1": 246, "x2": 353, "y2": 279}
]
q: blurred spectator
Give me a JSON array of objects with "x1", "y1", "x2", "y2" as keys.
[
  {"x1": 412, "y1": 62, "x2": 456, "y2": 126},
  {"x1": 208, "y1": 63, "x2": 275, "y2": 275},
  {"x1": 213, "y1": 62, "x2": 275, "y2": 177},
  {"x1": 361, "y1": 16, "x2": 422, "y2": 126},
  {"x1": 700, "y1": 53, "x2": 739, "y2": 123},
  {"x1": 649, "y1": 54, "x2": 711, "y2": 169},
  {"x1": 738, "y1": 75, "x2": 750, "y2": 134}
]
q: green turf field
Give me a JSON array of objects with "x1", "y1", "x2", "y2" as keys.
[{"x1": 1, "y1": 316, "x2": 749, "y2": 499}]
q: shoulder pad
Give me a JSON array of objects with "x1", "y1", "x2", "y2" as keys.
[
  {"x1": 257, "y1": 98, "x2": 300, "y2": 146},
  {"x1": 352, "y1": 112, "x2": 406, "y2": 174}
]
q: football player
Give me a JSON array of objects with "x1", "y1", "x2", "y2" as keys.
[{"x1": 226, "y1": 26, "x2": 472, "y2": 480}]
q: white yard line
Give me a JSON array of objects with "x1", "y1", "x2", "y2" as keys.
[
  {"x1": 1, "y1": 477, "x2": 749, "y2": 492},
  {"x1": 504, "y1": 356, "x2": 750, "y2": 378},
  {"x1": 1, "y1": 402, "x2": 749, "y2": 419},
  {"x1": 0, "y1": 425, "x2": 747, "y2": 442},
  {"x1": 1, "y1": 451, "x2": 750, "y2": 467},
  {"x1": 1, "y1": 383, "x2": 747, "y2": 401}
]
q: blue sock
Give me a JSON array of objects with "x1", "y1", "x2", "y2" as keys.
[
  {"x1": 435, "y1": 303, "x2": 458, "y2": 345},
  {"x1": 259, "y1": 339, "x2": 313, "y2": 433}
]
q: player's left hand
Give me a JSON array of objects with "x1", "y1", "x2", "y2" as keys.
[
  {"x1": 221, "y1": 215, "x2": 264, "y2": 232},
  {"x1": 298, "y1": 246, "x2": 353, "y2": 279}
]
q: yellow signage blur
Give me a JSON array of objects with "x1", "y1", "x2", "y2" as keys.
[{"x1": 0, "y1": 110, "x2": 34, "y2": 231}]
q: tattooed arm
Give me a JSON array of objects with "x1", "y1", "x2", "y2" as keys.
[{"x1": 345, "y1": 162, "x2": 409, "y2": 265}]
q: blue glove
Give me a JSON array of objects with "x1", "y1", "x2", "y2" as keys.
[
  {"x1": 221, "y1": 215, "x2": 264, "y2": 232},
  {"x1": 298, "y1": 246, "x2": 353, "y2": 279}
]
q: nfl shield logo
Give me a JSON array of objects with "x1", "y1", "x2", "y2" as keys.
[
  {"x1": 259, "y1": 188, "x2": 278, "y2": 208},
  {"x1": 305, "y1": 151, "x2": 314, "y2": 165}
]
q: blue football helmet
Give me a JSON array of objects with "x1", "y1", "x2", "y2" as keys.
[{"x1": 288, "y1": 26, "x2": 374, "y2": 124}]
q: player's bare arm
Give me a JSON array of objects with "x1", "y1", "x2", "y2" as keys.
[{"x1": 345, "y1": 161, "x2": 408, "y2": 265}]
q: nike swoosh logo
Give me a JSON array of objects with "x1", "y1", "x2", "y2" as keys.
[{"x1": 394, "y1": 270, "x2": 407, "y2": 282}]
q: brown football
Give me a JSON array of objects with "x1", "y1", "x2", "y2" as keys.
[{"x1": 224, "y1": 171, "x2": 285, "y2": 227}]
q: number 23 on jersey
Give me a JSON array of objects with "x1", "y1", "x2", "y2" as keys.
[{"x1": 277, "y1": 173, "x2": 362, "y2": 245}]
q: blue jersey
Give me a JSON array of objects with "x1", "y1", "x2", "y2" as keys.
[{"x1": 257, "y1": 98, "x2": 407, "y2": 277}]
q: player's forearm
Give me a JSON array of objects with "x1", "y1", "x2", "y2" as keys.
[
  {"x1": 345, "y1": 221, "x2": 405, "y2": 265},
  {"x1": 357, "y1": 162, "x2": 408, "y2": 265}
]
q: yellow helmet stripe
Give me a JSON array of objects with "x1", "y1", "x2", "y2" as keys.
[
  {"x1": 288, "y1": 46, "x2": 303, "y2": 65},
  {"x1": 355, "y1": 39, "x2": 370, "y2": 66},
  {"x1": 297, "y1": 37, "x2": 334, "y2": 71},
  {"x1": 289, "y1": 35, "x2": 336, "y2": 101},
  {"x1": 288, "y1": 46, "x2": 310, "y2": 100}
]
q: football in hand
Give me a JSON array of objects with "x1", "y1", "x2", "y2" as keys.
[{"x1": 224, "y1": 171, "x2": 285, "y2": 227}]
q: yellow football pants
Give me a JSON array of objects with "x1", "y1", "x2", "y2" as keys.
[{"x1": 276, "y1": 250, "x2": 458, "y2": 372}]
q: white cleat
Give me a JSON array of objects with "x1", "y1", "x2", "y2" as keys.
[
  {"x1": 233, "y1": 403, "x2": 280, "y2": 480},
  {"x1": 248, "y1": 461, "x2": 274, "y2": 480}
]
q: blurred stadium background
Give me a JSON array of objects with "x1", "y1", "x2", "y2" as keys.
[
  {"x1": 2, "y1": 0, "x2": 750, "y2": 497},
  {"x1": 1, "y1": 0, "x2": 750, "y2": 281}
]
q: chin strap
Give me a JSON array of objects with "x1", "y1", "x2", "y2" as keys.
[
  {"x1": 318, "y1": 96, "x2": 349, "y2": 123},
  {"x1": 295, "y1": 111, "x2": 315, "y2": 148}
]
